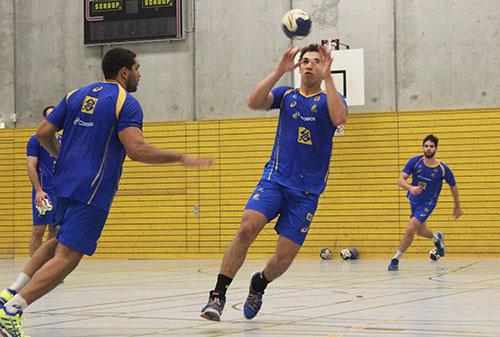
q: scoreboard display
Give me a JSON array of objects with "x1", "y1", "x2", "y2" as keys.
[{"x1": 84, "y1": 0, "x2": 184, "y2": 45}]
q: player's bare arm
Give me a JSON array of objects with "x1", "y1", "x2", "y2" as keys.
[
  {"x1": 450, "y1": 185, "x2": 463, "y2": 219},
  {"x1": 36, "y1": 120, "x2": 60, "y2": 158},
  {"x1": 319, "y1": 45, "x2": 347, "y2": 126},
  {"x1": 26, "y1": 156, "x2": 48, "y2": 206},
  {"x1": 398, "y1": 171, "x2": 422, "y2": 195},
  {"x1": 118, "y1": 126, "x2": 213, "y2": 167},
  {"x1": 247, "y1": 47, "x2": 300, "y2": 110}
]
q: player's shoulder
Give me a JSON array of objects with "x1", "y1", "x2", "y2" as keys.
[
  {"x1": 409, "y1": 155, "x2": 424, "y2": 163},
  {"x1": 438, "y1": 160, "x2": 452, "y2": 171},
  {"x1": 65, "y1": 82, "x2": 103, "y2": 102},
  {"x1": 27, "y1": 134, "x2": 39, "y2": 145}
]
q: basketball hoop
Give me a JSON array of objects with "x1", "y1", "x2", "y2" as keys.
[{"x1": 321, "y1": 39, "x2": 350, "y2": 50}]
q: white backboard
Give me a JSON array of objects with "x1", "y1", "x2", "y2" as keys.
[{"x1": 294, "y1": 48, "x2": 365, "y2": 106}]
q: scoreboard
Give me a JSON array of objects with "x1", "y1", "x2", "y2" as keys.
[{"x1": 84, "y1": 0, "x2": 184, "y2": 45}]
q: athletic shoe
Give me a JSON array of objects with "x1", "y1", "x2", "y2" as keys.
[
  {"x1": 0, "y1": 289, "x2": 15, "y2": 306},
  {"x1": 387, "y1": 258, "x2": 399, "y2": 271},
  {"x1": 0, "y1": 307, "x2": 29, "y2": 337},
  {"x1": 243, "y1": 272, "x2": 265, "y2": 319},
  {"x1": 200, "y1": 290, "x2": 226, "y2": 321},
  {"x1": 434, "y1": 231, "x2": 445, "y2": 256}
]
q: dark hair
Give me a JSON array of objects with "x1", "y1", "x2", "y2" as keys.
[
  {"x1": 423, "y1": 134, "x2": 439, "y2": 147},
  {"x1": 299, "y1": 43, "x2": 320, "y2": 60},
  {"x1": 42, "y1": 105, "x2": 55, "y2": 117},
  {"x1": 101, "y1": 48, "x2": 137, "y2": 80}
]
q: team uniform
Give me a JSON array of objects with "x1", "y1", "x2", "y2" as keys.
[
  {"x1": 26, "y1": 135, "x2": 57, "y2": 225},
  {"x1": 403, "y1": 155, "x2": 456, "y2": 223},
  {"x1": 245, "y1": 86, "x2": 347, "y2": 245},
  {"x1": 46, "y1": 82, "x2": 143, "y2": 255}
]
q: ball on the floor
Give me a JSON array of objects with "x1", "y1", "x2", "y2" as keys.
[
  {"x1": 320, "y1": 248, "x2": 332, "y2": 260},
  {"x1": 429, "y1": 248, "x2": 440, "y2": 261}
]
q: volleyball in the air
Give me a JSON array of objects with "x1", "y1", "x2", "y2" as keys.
[{"x1": 281, "y1": 9, "x2": 312, "y2": 39}]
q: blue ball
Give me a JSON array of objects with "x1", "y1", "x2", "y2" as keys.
[{"x1": 281, "y1": 9, "x2": 312, "y2": 39}]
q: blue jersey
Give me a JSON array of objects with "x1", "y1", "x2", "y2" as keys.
[
  {"x1": 403, "y1": 155, "x2": 456, "y2": 203},
  {"x1": 46, "y1": 82, "x2": 143, "y2": 211},
  {"x1": 262, "y1": 86, "x2": 347, "y2": 194},
  {"x1": 26, "y1": 135, "x2": 56, "y2": 192}
]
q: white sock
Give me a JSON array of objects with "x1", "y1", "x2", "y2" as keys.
[
  {"x1": 9, "y1": 273, "x2": 31, "y2": 293},
  {"x1": 4, "y1": 294, "x2": 28, "y2": 314},
  {"x1": 432, "y1": 233, "x2": 439, "y2": 243},
  {"x1": 393, "y1": 251, "x2": 403, "y2": 260}
]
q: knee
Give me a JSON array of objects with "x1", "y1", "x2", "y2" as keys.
[
  {"x1": 236, "y1": 222, "x2": 258, "y2": 245},
  {"x1": 31, "y1": 226, "x2": 46, "y2": 239},
  {"x1": 406, "y1": 224, "x2": 418, "y2": 235}
]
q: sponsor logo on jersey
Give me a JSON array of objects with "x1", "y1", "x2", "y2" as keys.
[
  {"x1": 298, "y1": 127, "x2": 312, "y2": 145},
  {"x1": 81, "y1": 96, "x2": 98, "y2": 115}
]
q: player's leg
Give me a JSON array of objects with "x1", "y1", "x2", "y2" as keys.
[
  {"x1": 47, "y1": 223, "x2": 57, "y2": 240},
  {"x1": 0, "y1": 243, "x2": 82, "y2": 337},
  {"x1": 416, "y1": 221, "x2": 433, "y2": 239},
  {"x1": 200, "y1": 210, "x2": 268, "y2": 321},
  {"x1": 388, "y1": 216, "x2": 422, "y2": 271},
  {"x1": 29, "y1": 224, "x2": 47, "y2": 257},
  {"x1": 201, "y1": 180, "x2": 282, "y2": 321},
  {"x1": 1, "y1": 237, "x2": 59, "y2": 306},
  {"x1": 243, "y1": 188, "x2": 317, "y2": 319},
  {"x1": 220, "y1": 210, "x2": 269, "y2": 278},
  {"x1": 243, "y1": 235, "x2": 302, "y2": 319}
]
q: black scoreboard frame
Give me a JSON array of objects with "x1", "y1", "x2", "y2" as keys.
[{"x1": 84, "y1": 0, "x2": 184, "y2": 46}]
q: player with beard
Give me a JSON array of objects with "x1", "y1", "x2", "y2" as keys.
[
  {"x1": 0, "y1": 47, "x2": 212, "y2": 336},
  {"x1": 388, "y1": 134, "x2": 463, "y2": 271}
]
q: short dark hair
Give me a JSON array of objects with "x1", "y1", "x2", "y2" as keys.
[
  {"x1": 101, "y1": 48, "x2": 137, "y2": 80},
  {"x1": 423, "y1": 134, "x2": 439, "y2": 147},
  {"x1": 42, "y1": 105, "x2": 55, "y2": 117},
  {"x1": 299, "y1": 43, "x2": 320, "y2": 60}
]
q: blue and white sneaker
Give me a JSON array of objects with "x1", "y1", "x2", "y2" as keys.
[
  {"x1": 200, "y1": 290, "x2": 226, "y2": 321},
  {"x1": 243, "y1": 272, "x2": 264, "y2": 320},
  {"x1": 387, "y1": 258, "x2": 399, "y2": 271},
  {"x1": 434, "y1": 231, "x2": 445, "y2": 256}
]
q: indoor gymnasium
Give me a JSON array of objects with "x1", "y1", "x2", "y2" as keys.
[{"x1": 0, "y1": 1, "x2": 499, "y2": 336}]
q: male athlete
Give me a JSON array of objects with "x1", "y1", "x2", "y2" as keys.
[
  {"x1": 201, "y1": 44, "x2": 348, "y2": 321},
  {"x1": 26, "y1": 106, "x2": 58, "y2": 257},
  {"x1": 388, "y1": 134, "x2": 462, "y2": 271},
  {"x1": 0, "y1": 47, "x2": 212, "y2": 336}
]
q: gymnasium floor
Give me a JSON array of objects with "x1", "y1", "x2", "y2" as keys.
[{"x1": 0, "y1": 258, "x2": 498, "y2": 337}]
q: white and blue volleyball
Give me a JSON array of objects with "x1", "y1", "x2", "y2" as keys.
[
  {"x1": 429, "y1": 248, "x2": 440, "y2": 261},
  {"x1": 281, "y1": 9, "x2": 312, "y2": 39}
]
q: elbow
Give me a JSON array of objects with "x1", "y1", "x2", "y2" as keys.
[
  {"x1": 246, "y1": 96, "x2": 258, "y2": 110},
  {"x1": 126, "y1": 149, "x2": 140, "y2": 162},
  {"x1": 35, "y1": 129, "x2": 47, "y2": 142}
]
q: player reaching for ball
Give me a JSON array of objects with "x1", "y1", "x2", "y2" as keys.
[
  {"x1": 388, "y1": 134, "x2": 463, "y2": 271},
  {"x1": 200, "y1": 44, "x2": 348, "y2": 321}
]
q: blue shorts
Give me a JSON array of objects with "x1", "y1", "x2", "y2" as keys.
[
  {"x1": 32, "y1": 189, "x2": 57, "y2": 226},
  {"x1": 55, "y1": 198, "x2": 109, "y2": 256},
  {"x1": 245, "y1": 179, "x2": 320, "y2": 246},
  {"x1": 410, "y1": 199, "x2": 437, "y2": 223}
]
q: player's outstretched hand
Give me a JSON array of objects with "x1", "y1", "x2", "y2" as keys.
[
  {"x1": 276, "y1": 47, "x2": 300, "y2": 74},
  {"x1": 181, "y1": 155, "x2": 214, "y2": 168},
  {"x1": 453, "y1": 207, "x2": 463, "y2": 219},
  {"x1": 319, "y1": 45, "x2": 333, "y2": 80}
]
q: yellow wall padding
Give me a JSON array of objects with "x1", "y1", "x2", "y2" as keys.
[{"x1": 1, "y1": 108, "x2": 499, "y2": 259}]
